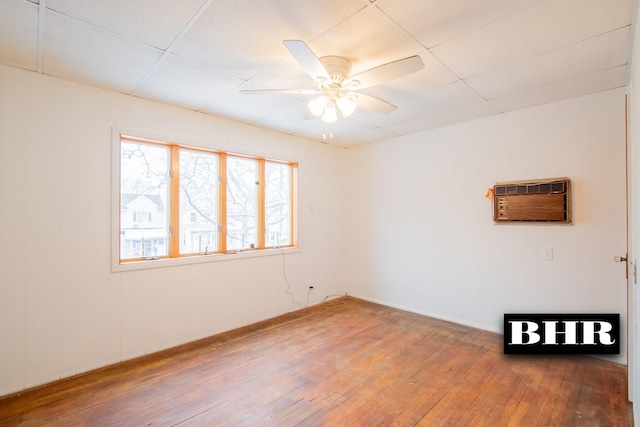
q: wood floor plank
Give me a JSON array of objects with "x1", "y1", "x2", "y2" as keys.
[{"x1": 0, "y1": 297, "x2": 631, "y2": 426}]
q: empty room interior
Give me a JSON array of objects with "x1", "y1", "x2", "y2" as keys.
[{"x1": 2, "y1": 0, "x2": 640, "y2": 425}]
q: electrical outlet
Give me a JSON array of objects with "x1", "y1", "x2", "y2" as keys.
[{"x1": 542, "y1": 246, "x2": 554, "y2": 261}]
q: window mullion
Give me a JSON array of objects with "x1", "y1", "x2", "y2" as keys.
[
  {"x1": 257, "y1": 159, "x2": 266, "y2": 249},
  {"x1": 290, "y1": 164, "x2": 298, "y2": 247},
  {"x1": 169, "y1": 145, "x2": 180, "y2": 257},
  {"x1": 219, "y1": 153, "x2": 227, "y2": 253}
]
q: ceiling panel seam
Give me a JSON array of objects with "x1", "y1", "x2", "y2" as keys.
[
  {"x1": 370, "y1": 3, "x2": 426, "y2": 54},
  {"x1": 131, "y1": 0, "x2": 216, "y2": 96},
  {"x1": 436, "y1": 0, "x2": 546, "y2": 50},
  {"x1": 524, "y1": 24, "x2": 633, "y2": 64},
  {"x1": 485, "y1": 63, "x2": 628, "y2": 109},
  {"x1": 42, "y1": 8, "x2": 165, "y2": 52},
  {"x1": 306, "y1": 4, "x2": 368, "y2": 49},
  {"x1": 37, "y1": 0, "x2": 46, "y2": 73},
  {"x1": 372, "y1": 3, "x2": 468, "y2": 91},
  {"x1": 458, "y1": 24, "x2": 632, "y2": 83}
]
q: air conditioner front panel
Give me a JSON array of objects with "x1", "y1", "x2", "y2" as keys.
[{"x1": 493, "y1": 178, "x2": 571, "y2": 224}]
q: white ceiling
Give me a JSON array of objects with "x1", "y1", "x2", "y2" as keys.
[{"x1": 0, "y1": 0, "x2": 634, "y2": 147}]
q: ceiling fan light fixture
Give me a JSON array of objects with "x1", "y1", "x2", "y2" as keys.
[
  {"x1": 336, "y1": 94, "x2": 357, "y2": 117},
  {"x1": 321, "y1": 100, "x2": 338, "y2": 123},
  {"x1": 309, "y1": 95, "x2": 328, "y2": 117}
]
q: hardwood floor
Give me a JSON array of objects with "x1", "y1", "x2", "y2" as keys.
[{"x1": 0, "y1": 297, "x2": 632, "y2": 426}]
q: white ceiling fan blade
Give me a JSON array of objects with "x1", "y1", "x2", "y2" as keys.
[
  {"x1": 347, "y1": 55, "x2": 425, "y2": 89},
  {"x1": 283, "y1": 40, "x2": 330, "y2": 81},
  {"x1": 240, "y1": 88, "x2": 320, "y2": 95},
  {"x1": 355, "y1": 93, "x2": 397, "y2": 114}
]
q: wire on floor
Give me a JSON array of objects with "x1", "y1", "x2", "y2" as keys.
[{"x1": 321, "y1": 294, "x2": 347, "y2": 308}]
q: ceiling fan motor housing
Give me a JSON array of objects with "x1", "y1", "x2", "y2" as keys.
[{"x1": 319, "y1": 56, "x2": 352, "y2": 84}]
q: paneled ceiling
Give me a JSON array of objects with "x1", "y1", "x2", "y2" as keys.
[{"x1": 0, "y1": 0, "x2": 633, "y2": 147}]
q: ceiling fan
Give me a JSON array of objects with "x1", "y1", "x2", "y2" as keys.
[{"x1": 240, "y1": 40, "x2": 425, "y2": 123}]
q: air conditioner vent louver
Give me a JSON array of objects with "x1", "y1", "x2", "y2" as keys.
[{"x1": 493, "y1": 178, "x2": 571, "y2": 224}]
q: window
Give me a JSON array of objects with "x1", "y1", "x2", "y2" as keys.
[
  {"x1": 226, "y1": 156, "x2": 258, "y2": 251},
  {"x1": 120, "y1": 141, "x2": 169, "y2": 259},
  {"x1": 118, "y1": 135, "x2": 297, "y2": 263},
  {"x1": 265, "y1": 162, "x2": 292, "y2": 247},
  {"x1": 180, "y1": 149, "x2": 219, "y2": 255}
]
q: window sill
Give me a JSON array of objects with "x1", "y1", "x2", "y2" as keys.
[{"x1": 112, "y1": 247, "x2": 301, "y2": 273}]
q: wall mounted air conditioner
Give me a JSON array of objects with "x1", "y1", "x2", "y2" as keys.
[{"x1": 493, "y1": 178, "x2": 571, "y2": 224}]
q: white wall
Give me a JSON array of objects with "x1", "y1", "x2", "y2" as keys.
[
  {"x1": 0, "y1": 64, "x2": 346, "y2": 396},
  {"x1": 345, "y1": 88, "x2": 628, "y2": 365}
]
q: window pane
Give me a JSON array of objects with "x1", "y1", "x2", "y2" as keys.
[
  {"x1": 265, "y1": 162, "x2": 291, "y2": 247},
  {"x1": 180, "y1": 150, "x2": 219, "y2": 254},
  {"x1": 120, "y1": 141, "x2": 169, "y2": 259},
  {"x1": 227, "y1": 157, "x2": 258, "y2": 250}
]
